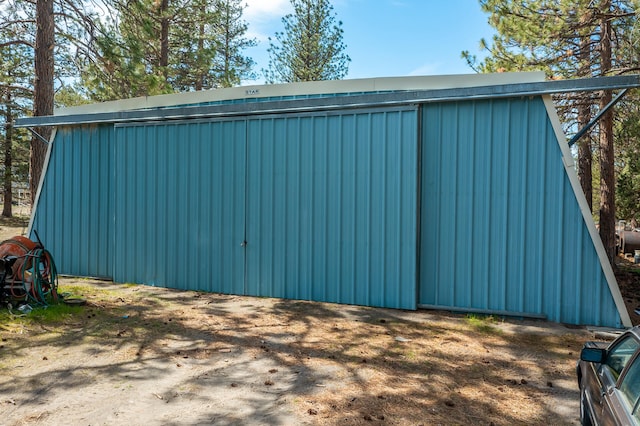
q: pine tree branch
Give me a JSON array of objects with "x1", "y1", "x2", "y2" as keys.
[
  {"x1": 0, "y1": 84, "x2": 34, "y2": 96},
  {"x1": 0, "y1": 40, "x2": 34, "y2": 49}
]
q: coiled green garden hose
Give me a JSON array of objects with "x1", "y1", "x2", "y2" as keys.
[{"x1": 19, "y1": 247, "x2": 59, "y2": 306}]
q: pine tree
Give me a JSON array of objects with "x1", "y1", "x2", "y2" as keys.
[
  {"x1": 171, "y1": 0, "x2": 256, "y2": 91},
  {"x1": 1, "y1": 0, "x2": 97, "y2": 207},
  {"x1": 614, "y1": 21, "x2": 640, "y2": 225},
  {"x1": 82, "y1": 0, "x2": 185, "y2": 99},
  {"x1": 211, "y1": 0, "x2": 256, "y2": 88},
  {"x1": 263, "y1": 0, "x2": 350, "y2": 83},
  {"x1": 1, "y1": 0, "x2": 36, "y2": 214},
  {"x1": 83, "y1": 0, "x2": 256, "y2": 99},
  {"x1": 616, "y1": 99, "x2": 640, "y2": 225},
  {"x1": 170, "y1": 0, "x2": 220, "y2": 92}
]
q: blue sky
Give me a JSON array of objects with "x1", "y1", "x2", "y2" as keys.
[{"x1": 243, "y1": 0, "x2": 496, "y2": 83}]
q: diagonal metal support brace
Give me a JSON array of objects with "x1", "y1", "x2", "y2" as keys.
[
  {"x1": 568, "y1": 89, "x2": 629, "y2": 147},
  {"x1": 26, "y1": 127, "x2": 51, "y2": 145}
]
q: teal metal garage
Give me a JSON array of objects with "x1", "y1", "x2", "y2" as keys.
[{"x1": 17, "y1": 72, "x2": 640, "y2": 327}]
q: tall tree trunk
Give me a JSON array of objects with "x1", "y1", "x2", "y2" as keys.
[
  {"x1": 31, "y1": 0, "x2": 55, "y2": 206},
  {"x1": 159, "y1": 0, "x2": 169, "y2": 82},
  {"x1": 577, "y1": 23, "x2": 592, "y2": 209},
  {"x1": 222, "y1": 0, "x2": 232, "y2": 88},
  {"x1": 196, "y1": 2, "x2": 205, "y2": 91},
  {"x1": 577, "y1": 108, "x2": 593, "y2": 209},
  {"x1": 599, "y1": 0, "x2": 616, "y2": 266},
  {"x1": 3, "y1": 90, "x2": 13, "y2": 218}
]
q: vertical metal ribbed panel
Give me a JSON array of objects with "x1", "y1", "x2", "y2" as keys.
[
  {"x1": 30, "y1": 91, "x2": 623, "y2": 327},
  {"x1": 246, "y1": 108, "x2": 418, "y2": 309},
  {"x1": 30, "y1": 125, "x2": 113, "y2": 278},
  {"x1": 112, "y1": 120, "x2": 246, "y2": 293},
  {"x1": 419, "y1": 97, "x2": 621, "y2": 327}
]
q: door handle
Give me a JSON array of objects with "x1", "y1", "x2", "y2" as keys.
[{"x1": 240, "y1": 241, "x2": 247, "y2": 247}]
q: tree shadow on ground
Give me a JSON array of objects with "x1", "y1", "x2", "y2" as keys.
[{"x1": 0, "y1": 279, "x2": 592, "y2": 425}]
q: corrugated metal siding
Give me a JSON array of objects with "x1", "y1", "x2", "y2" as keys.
[
  {"x1": 245, "y1": 109, "x2": 418, "y2": 309},
  {"x1": 110, "y1": 109, "x2": 417, "y2": 309},
  {"x1": 112, "y1": 120, "x2": 246, "y2": 293},
  {"x1": 30, "y1": 125, "x2": 113, "y2": 278},
  {"x1": 419, "y1": 97, "x2": 622, "y2": 327},
  {"x1": 29, "y1": 90, "x2": 625, "y2": 327}
]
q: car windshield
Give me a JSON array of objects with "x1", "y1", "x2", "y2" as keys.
[
  {"x1": 605, "y1": 335, "x2": 640, "y2": 380},
  {"x1": 619, "y1": 353, "x2": 640, "y2": 422}
]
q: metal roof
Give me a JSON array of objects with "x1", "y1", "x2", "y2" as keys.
[{"x1": 16, "y1": 74, "x2": 640, "y2": 128}]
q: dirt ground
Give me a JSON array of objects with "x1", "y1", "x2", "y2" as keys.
[
  {"x1": 0, "y1": 212, "x2": 636, "y2": 425},
  {"x1": 1, "y1": 279, "x2": 596, "y2": 426}
]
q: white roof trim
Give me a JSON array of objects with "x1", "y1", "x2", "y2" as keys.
[
  {"x1": 56, "y1": 72, "x2": 546, "y2": 116},
  {"x1": 542, "y1": 95, "x2": 632, "y2": 328}
]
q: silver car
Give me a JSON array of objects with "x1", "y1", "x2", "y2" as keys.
[{"x1": 577, "y1": 326, "x2": 640, "y2": 425}]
